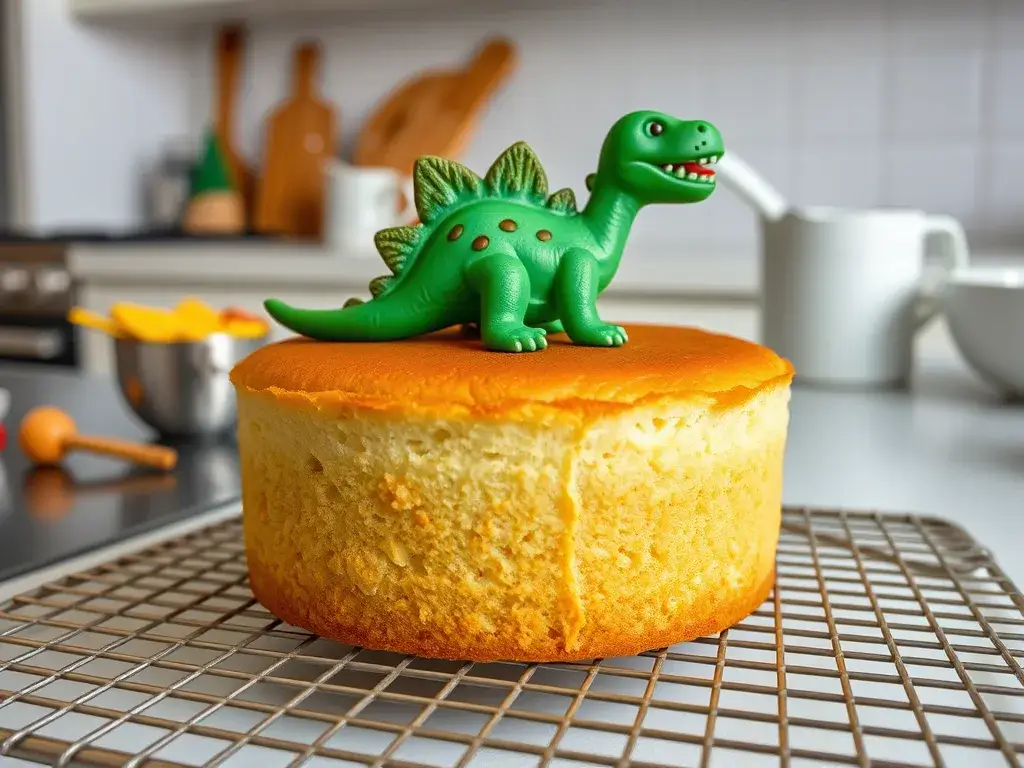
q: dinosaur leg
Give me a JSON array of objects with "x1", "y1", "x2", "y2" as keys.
[
  {"x1": 555, "y1": 248, "x2": 628, "y2": 347},
  {"x1": 460, "y1": 319, "x2": 557, "y2": 338},
  {"x1": 537, "y1": 320, "x2": 564, "y2": 334},
  {"x1": 465, "y1": 253, "x2": 548, "y2": 353}
]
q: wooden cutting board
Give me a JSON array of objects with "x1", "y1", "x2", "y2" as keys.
[
  {"x1": 213, "y1": 25, "x2": 254, "y2": 218},
  {"x1": 352, "y1": 37, "x2": 516, "y2": 175},
  {"x1": 253, "y1": 41, "x2": 337, "y2": 238}
]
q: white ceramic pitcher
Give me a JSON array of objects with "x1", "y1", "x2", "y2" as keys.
[{"x1": 717, "y1": 154, "x2": 970, "y2": 388}]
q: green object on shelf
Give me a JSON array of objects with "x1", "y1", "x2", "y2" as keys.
[
  {"x1": 264, "y1": 110, "x2": 725, "y2": 353},
  {"x1": 190, "y1": 127, "x2": 235, "y2": 198}
]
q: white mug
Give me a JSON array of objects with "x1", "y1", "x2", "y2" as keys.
[
  {"x1": 325, "y1": 161, "x2": 415, "y2": 254},
  {"x1": 760, "y1": 206, "x2": 970, "y2": 387}
]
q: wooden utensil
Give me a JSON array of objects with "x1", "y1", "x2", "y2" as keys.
[
  {"x1": 253, "y1": 41, "x2": 337, "y2": 239},
  {"x1": 352, "y1": 37, "x2": 517, "y2": 176},
  {"x1": 214, "y1": 25, "x2": 255, "y2": 217},
  {"x1": 19, "y1": 407, "x2": 178, "y2": 470}
]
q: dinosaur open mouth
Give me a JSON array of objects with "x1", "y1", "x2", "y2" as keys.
[{"x1": 656, "y1": 155, "x2": 718, "y2": 183}]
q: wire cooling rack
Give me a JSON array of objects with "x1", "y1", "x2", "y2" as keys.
[{"x1": 0, "y1": 507, "x2": 1022, "y2": 768}]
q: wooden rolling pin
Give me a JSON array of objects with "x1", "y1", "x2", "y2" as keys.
[{"x1": 19, "y1": 407, "x2": 178, "y2": 470}]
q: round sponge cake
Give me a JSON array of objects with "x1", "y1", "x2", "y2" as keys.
[{"x1": 230, "y1": 324, "x2": 794, "y2": 662}]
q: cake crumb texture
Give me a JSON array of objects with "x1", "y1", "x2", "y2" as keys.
[{"x1": 237, "y1": 369, "x2": 791, "y2": 661}]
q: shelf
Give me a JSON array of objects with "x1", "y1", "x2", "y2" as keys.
[
  {"x1": 67, "y1": 240, "x2": 763, "y2": 298},
  {"x1": 68, "y1": 0, "x2": 469, "y2": 27}
]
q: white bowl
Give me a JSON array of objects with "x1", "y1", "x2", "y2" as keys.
[{"x1": 942, "y1": 267, "x2": 1024, "y2": 399}]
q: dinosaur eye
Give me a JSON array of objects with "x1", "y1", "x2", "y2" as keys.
[{"x1": 646, "y1": 121, "x2": 664, "y2": 137}]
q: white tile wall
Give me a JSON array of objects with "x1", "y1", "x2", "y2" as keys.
[
  {"x1": 20, "y1": 0, "x2": 192, "y2": 231},
  {"x1": 979, "y1": 141, "x2": 1024, "y2": 235},
  {"x1": 885, "y1": 142, "x2": 980, "y2": 216},
  {"x1": 888, "y1": 51, "x2": 984, "y2": 140},
  {"x1": 157, "y1": 0, "x2": 1024, "y2": 254},
  {"x1": 987, "y1": 47, "x2": 1024, "y2": 139}
]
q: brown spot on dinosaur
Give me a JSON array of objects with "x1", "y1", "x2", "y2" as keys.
[{"x1": 471, "y1": 235, "x2": 490, "y2": 251}]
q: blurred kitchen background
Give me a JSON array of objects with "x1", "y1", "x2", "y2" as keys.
[{"x1": 0, "y1": 0, "x2": 1020, "y2": 380}]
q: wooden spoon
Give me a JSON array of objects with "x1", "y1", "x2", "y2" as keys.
[
  {"x1": 214, "y1": 25, "x2": 255, "y2": 216},
  {"x1": 19, "y1": 407, "x2": 178, "y2": 470}
]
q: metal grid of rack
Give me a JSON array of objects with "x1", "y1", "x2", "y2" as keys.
[{"x1": 0, "y1": 506, "x2": 1022, "y2": 768}]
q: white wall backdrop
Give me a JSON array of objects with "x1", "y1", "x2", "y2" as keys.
[{"x1": 19, "y1": 0, "x2": 1024, "y2": 257}]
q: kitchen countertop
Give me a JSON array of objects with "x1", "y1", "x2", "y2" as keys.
[
  {"x1": 0, "y1": 350, "x2": 1021, "y2": 596},
  {"x1": 67, "y1": 241, "x2": 1024, "y2": 299},
  {"x1": 67, "y1": 241, "x2": 761, "y2": 298},
  {"x1": 0, "y1": 365, "x2": 241, "y2": 585},
  {"x1": 785, "y1": 355, "x2": 1024, "y2": 585}
]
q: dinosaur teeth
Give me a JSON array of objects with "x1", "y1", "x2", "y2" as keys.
[
  {"x1": 657, "y1": 161, "x2": 718, "y2": 181},
  {"x1": 709, "y1": 155, "x2": 719, "y2": 164}
]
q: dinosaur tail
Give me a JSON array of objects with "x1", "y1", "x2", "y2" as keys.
[{"x1": 264, "y1": 293, "x2": 446, "y2": 342}]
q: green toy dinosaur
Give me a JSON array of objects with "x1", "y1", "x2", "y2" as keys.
[{"x1": 265, "y1": 110, "x2": 724, "y2": 352}]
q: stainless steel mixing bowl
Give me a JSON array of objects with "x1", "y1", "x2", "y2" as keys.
[{"x1": 113, "y1": 332, "x2": 267, "y2": 438}]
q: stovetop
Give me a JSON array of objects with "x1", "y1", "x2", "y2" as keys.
[{"x1": 0, "y1": 366, "x2": 240, "y2": 583}]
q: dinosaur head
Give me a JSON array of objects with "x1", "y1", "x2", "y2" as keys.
[{"x1": 595, "y1": 110, "x2": 724, "y2": 204}]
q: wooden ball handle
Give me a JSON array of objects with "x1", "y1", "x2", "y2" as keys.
[{"x1": 66, "y1": 435, "x2": 178, "y2": 470}]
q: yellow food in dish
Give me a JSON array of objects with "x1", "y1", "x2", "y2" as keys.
[
  {"x1": 67, "y1": 308, "x2": 124, "y2": 338},
  {"x1": 69, "y1": 298, "x2": 269, "y2": 343},
  {"x1": 222, "y1": 318, "x2": 271, "y2": 339},
  {"x1": 174, "y1": 297, "x2": 223, "y2": 340},
  {"x1": 231, "y1": 324, "x2": 795, "y2": 662},
  {"x1": 111, "y1": 304, "x2": 183, "y2": 343}
]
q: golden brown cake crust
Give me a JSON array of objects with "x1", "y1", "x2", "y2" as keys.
[
  {"x1": 230, "y1": 323, "x2": 794, "y2": 419},
  {"x1": 249, "y1": 558, "x2": 776, "y2": 662}
]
